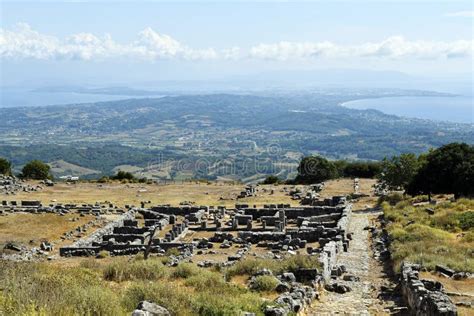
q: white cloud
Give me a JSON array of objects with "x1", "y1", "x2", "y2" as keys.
[
  {"x1": 249, "y1": 36, "x2": 474, "y2": 60},
  {"x1": 250, "y1": 41, "x2": 339, "y2": 60},
  {"x1": 1, "y1": 23, "x2": 472, "y2": 62},
  {"x1": 0, "y1": 23, "x2": 218, "y2": 61},
  {"x1": 445, "y1": 11, "x2": 474, "y2": 18}
]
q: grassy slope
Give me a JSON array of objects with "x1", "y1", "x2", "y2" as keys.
[{"x1": 383, "y1": 198, "x2": 474, "y2": 273}]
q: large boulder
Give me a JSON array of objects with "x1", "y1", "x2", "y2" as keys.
[{"x1": 131, "y1": 301, "x2": 170, "y2": 316}]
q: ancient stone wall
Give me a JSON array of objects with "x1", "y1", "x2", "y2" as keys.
[{"x1": 400, "y1": 263, "x2": 457, "y2": 316}]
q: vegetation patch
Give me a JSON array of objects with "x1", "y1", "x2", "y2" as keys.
[
  {"x1": 250, "y1": 275, "x2": 280, "y2": 292},
  {"x1": 1, "y1": 259, "x2": 269, "y2": 315},
  {"x1": 225, "y1": 255, "x2": 321, "y2": 278},
  {"x1": 384, "y1": 198, "x2": 474, "y2": 273},
  {"x1": 103, "y1": 257, "x2": 168, "y2": 282}
]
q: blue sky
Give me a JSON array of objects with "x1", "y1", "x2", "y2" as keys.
[{"x1": 1, "y1": 1, "x2": 473, "y2": 86}]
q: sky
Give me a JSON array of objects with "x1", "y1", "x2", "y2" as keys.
[{"x1": 0, "y1": 0, "x2": 473, "y2": 88}]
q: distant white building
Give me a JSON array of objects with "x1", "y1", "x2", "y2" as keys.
[{"x1": 59, "y1": 175, "x2": 79, "y2": 182}]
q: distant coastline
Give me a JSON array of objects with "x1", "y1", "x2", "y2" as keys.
[{"x1": 341, "y1": 95, "x2": 473, "y2": 124}]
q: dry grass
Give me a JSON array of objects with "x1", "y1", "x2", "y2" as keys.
[
  {"x1": 7, "y1": 178, "x2": 372, "y2": 208},
  {"x1": 0, "y1": 213, "x2": 95, "y2": 250},
  {"x1": 320, "y1": 178, "x2": 376, "y2": 198},
  {"x1": 9, "y1": 181, "x2": 297, "y2": 208}
]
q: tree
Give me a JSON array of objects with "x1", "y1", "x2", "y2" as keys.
[
  {"x1": 0, "y1": 158, "x2": 12, "y2": 176},
  {"x1": 342, "y1": 161, "x2": 382, "y2": 178},
  {"x1": 407, "y1": 143, "x2": 474, "y2": 198},
  {"x1": 111, "y1": 170, "x2": 136, "y2": 181},
  {"x1": 295, "y1": 156, "x2": 338, "y2": 184},
  {"x1": 378, "y1": 153, "x2": 420, "y2": 191},
  {"x1": 262, "y1": 175, "x2": 280, "y2": 185},
  {"x1": 21, "y1": 160, "x2": 51, "y2": 180}
]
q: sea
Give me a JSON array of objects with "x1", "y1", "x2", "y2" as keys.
[
  {"x1": 0, "y1": 87, "x2": 162, "y2": 108},
  {"x1": 342, "y1": 95, "x2": 473, "y2": 124},
  {"x1": 1, "y1": 88, "x2": 473, "y2": 125}
]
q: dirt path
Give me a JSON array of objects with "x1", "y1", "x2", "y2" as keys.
[{"x1": 309, "y1": 211, "x2": 406, "y2": 315}]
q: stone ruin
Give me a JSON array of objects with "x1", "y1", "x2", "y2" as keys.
[
  {"x1": 0, "y1": 194, "x2": 353, "y2": 314},
  {"x1": 60, "y1": 210, "x2": 146, "y2": 256},
  {"x1": 400, "y1": 263, "x2": 457, "y2": 315},
  {"x1": 0, "y1": 199, "x2": 128, "y2": 216},
  {"x1": 56, "y1": 197, "x2": 351, "y2": 276},
  {"x1": 2, "y1": 185, "x2": 465, "y2": 316},
  {"x1": 0, "y1": 175, "x2": 45, "y2": 195},
  {"x1": 237, "y1": 185, "x2": 257, "y2": 198}
]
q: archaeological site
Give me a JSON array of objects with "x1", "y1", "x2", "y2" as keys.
[{"x1": 1, "y1": 176, "x2": 470, "y2": 316}]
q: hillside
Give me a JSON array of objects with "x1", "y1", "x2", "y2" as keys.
[{"x1": 1, "y1": 91, "x2": 472, "y2": 180}]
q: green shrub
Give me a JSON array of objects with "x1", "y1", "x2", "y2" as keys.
[
  {"x1": 172, "y1": 263, "x2": 200, "y2": 279},
  {"x1": 262, "y1": 175, "x2": 280, "y2": 185},
  {"x1": 112, "y1": 170, "x2": 136, "y2": 181},
  {"x1": 429, "y1": 211, "x2": 460, "y2": 232},
  {"x1": 378, "y1": 192, "x2": 405, "y2": 206},
  {"x1": 458, "y1": 211, "x2": 474, "y2": 231},
  {"x1": 462, "y1": 231, "x2": 474, "y2": 243},
  {"x1": 184, "y1": 270, "x2": 226, "y2": 291},
  {"x1": 250, "y1": 275, "x2": 279, "y2": 292}
]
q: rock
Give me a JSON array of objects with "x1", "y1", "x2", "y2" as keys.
[
  {"x1": 227, "y1": 254, "x2": 242, "y2": 261},
  {"x1": 4, "y1": 242, "x2": 22, "y2": 252},
  {"x1": 452, "y1": 272, "x2": 468, "y2": 280},
  {"x1": 264, "y1": 305, "x2": 288, "y2": 316},
  {"x1": 132, "y1": 301, "x2": 170, "y2": 316},
  {"x1": 325, "y1": 282, "x2": 352, "y2": 294},
  {"x1": 281, "y1": 272, "x2": 296, "y2": 283},
  {"x1": 435, "y1": 264, "x2": 455, "y2": 277},
  {"x1": 220, "y1": 241, "x2": 231, "y2": 249},
  {"x1": 276, "y1": 282, "x2": 291, "y2": 293},
  {"x1": 255, "y1": 268, "x2": 273, "y2": 276},
  {"x1": 425, "y1": 208, "x2": 435, "y2": 215},
  {"x1": 342, "y1": 274, "x2": 360, "y2": 282}
]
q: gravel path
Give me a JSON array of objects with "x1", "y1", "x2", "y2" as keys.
[{"x1": 309, "y1": 212, "x2": 404, "y2": 315}]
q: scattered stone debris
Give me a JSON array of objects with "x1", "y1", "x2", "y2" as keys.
[{"x1": 0, "y1": 175, "x2": 44, "y2": 195}]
